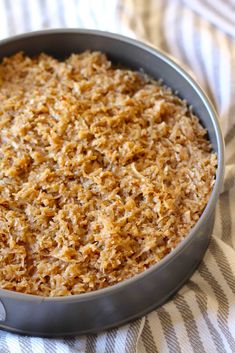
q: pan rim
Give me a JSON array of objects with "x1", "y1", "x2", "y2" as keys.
[{"x1": 0, "y1": 28, "x2": 225, "y2": 303}]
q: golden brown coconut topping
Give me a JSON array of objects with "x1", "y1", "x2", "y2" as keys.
[{"x1": 0, "y1": 52, "x2": 217, "y2": 296}]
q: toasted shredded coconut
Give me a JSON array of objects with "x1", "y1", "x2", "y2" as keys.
[{"x1": 0, "y1": 51, "x2": 217, "y2": 296}]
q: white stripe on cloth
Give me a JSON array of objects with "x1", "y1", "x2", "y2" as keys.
[
  {"x1": 25, "y1": 0, "x2": 43, "y2": 31},
  {"x1": 229, "y1": 187, "x2": 235, "y2": 249},
  {"x1": 5, "y1": 333, "x2": 22, "y2": 353},
  {"x1": 0, "y1": 0, "x2": 235, "y2": 352},
  {"x1": 44, "y1": 0, "x2": 63, "y2": 28},
  {"x1": 29, "y1": 337, "x2": 46, "y2": 353},
  {"x1": 183, "y1": 0, "x2": 235, "y2": 38},
  {"x1": 147, "y1": 309, "x2": 181, "y2": 353},
  {"x1": 61, "y1": 0, "x2": 80, "y2": 28},
  {"x1": 179, "y1": 7, "x2": 205, "y2": 89},
  {"x1": 113, "y1": 324, "x2": 130, "y2": 353},
  {"x1": 0, "y1": 0, "x2": 10, "y2": 38}
]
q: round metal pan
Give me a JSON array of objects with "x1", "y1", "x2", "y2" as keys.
[{"x1": 0, "y1": 29, "x2": 224, "y2": 337}]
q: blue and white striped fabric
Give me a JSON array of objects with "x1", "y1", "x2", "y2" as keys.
[{"x1": 0, "y1": 0, "x2": 235, "y2": 352}]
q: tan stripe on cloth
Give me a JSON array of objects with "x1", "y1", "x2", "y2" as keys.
[
  {"x1": 187, "y1": 280, "x2": 227, "y2": 353},
  {"x1": 173, "y1": 295, "x2": 206, "y2": 353},
  {"x1": 85, "y1": 334, "x2": 97, "y2": 353},
  {"x1": 142, "y1": 317, "x2": 160, "y2": 353},
  {"x1": 199, "y1": 262, "x2": 235, "y2": 351},
  {"x1": 104, "y1": 328, "x2": 118, "y2": 353},
  {"x1": 157, "y1": 308, "x2": 181, "y2": 353}
]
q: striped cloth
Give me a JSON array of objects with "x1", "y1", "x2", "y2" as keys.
[{"x1": 0, "y1": 0, "x2": 235, "y2": 352}]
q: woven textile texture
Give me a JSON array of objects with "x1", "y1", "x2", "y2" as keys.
[{"x1": 0, "y1": 0, "x2": 235, "y2": 352}]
